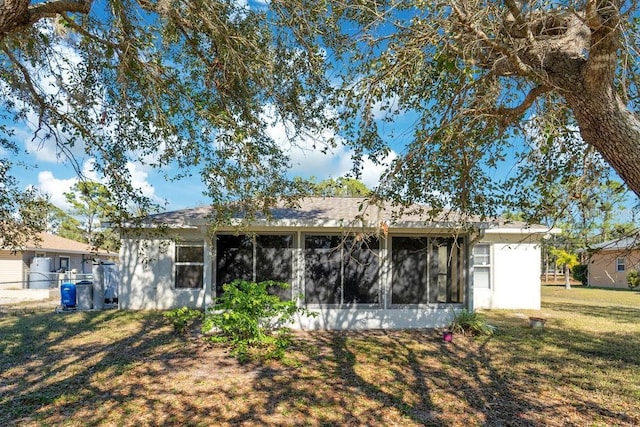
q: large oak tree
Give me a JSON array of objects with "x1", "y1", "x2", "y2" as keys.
[
  {"x1": 272, "y1": 0, "x2": 640, "y2": 220},
  {"x1": 1, "y1": 0, "x2": 638, "y2": 246}
]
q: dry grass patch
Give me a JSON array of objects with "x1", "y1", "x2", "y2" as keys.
[{"x1": 1, "y1": 286, "x2": 639, "y2": 426}]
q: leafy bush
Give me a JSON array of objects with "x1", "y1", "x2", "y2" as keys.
[
  {"x1": 164, "y1": 307, "x2": 203, "y2": 336},
  {"x1": 202, "y1": 280, "x2": 310, "y2": 361},
  {"x1": 572, "y1": 264, "x2": 588, "y2": 285},
  {"x1": 627, "y1": 270, "x2": 640, "y2": 289},
  {"x1": 448, "y1": 309, "x2": 496, "y2": 336}
]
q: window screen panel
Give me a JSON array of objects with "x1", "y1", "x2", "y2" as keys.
[
  {"x1": 392, "y1": 237, "x2": 429, "y2": 304},
  {"x1": 175, "y1": 242, "x2": 204, "y2": 289},
  {"x1": 256, "y1": 234, "x2": 293, "y2": 300},
  {"x1": 473, "y1": 244, "x2": 490, "y2": 266},
  {"x1": 430, "y1": 239, "x2": 450, "y2": 303},
  {"x1": 177, "y1": 245, "x2": 204, "y2": 263},
  {"x1": 474, "y1": 267, "x2": 490, "y2": 289},
  {"x1": 343, "y1": 236, "x2": 380, "y2": 305},
  {"x1": 304, "y1": 235, "x2": 342, "y2": 304},
  {"x1": 431, "y1": 237, "x2": 465, "y2": 303},
  {"x1": 175, "y1": 265, "x2": 204, "y2": 289},
  {"x1": 216, "y1": 235, "x2": 253, "y2": 295}
]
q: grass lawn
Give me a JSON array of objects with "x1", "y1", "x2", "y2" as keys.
[{"x1": 1, "y1": 286, "x2": 639, "y2": 426}]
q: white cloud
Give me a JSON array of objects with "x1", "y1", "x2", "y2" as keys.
[
  {"x1": 36, "y1": 158, "x2": 159, "y2": 211},
  {"x1": 37, "y1": 170, "x2": 77, "y2": 210},
  {"x1": 262, "y1": 104, "x2": 397, "y2": 189},
  {"x1": 126, "y1": 161, "x2": 158, "y2": 201},
  {"x1": 80, "y1": 159, "x2": 100, "y2": 182},
  {"x1": 357, "y1": 152, "x2": 398, "y2": 189}
]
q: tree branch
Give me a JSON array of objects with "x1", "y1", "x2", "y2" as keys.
[
  {"x1": 1, "y1": 43, "x2": 90, "y2": 177},
  {"x1": 493, "y1": 84, "x2": 550, "y2": 126},
  {"x1": 59, "y1": 12, "x2": 121, "y2": 49},
  {"x1": 584, "y1": 0, "x2": 621, "y2": 89},
  {"x1": 0, "y1": 0, "x2": 92, "y2": 37},
  {"x1": 28, "y1": 0, "x2": 92, "y2": 24},
  {"x1": 450, "y1": 1, "x2": 533, "y2": 77}
]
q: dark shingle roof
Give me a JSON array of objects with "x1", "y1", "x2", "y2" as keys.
[{"x1": 140, "y1": 197, "x2": 551, "y2": 233}]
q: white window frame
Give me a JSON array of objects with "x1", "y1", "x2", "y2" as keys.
[
  {"x1": 59, "y1": 256, "x2": 70, "y2": 271},
  {"x1": 174, "y1": 241, "x2": 205, "y2": 289},
  {"x1": 473, "y1": 244, "x2": 491, "y2": 289},
  {"x1": 616, "y1": 257, "x2": 625, "y2": 272}
]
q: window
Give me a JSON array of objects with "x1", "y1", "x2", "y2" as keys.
[
  {"x1": 391, "y1": 236, "x2": 464, "y2": 305},
  {"x1": 35, "y1": 251, "x2": 46, "y2": 258},
  {"x1": 59, "y1": 257, "x2": 70, "y2": 272},
  {"x1": 304, "y1": 234, "x2": 380, "y2": 306},
  {"x1": 617, "y1": 257, "x2": 625, "y2": 272},
  {"x1": 175, "y1": 241, "x2": 204, "y2": 289},
  {"x1": 473, "y1": 244, "x2": 491, "y2": 289},
  {"x1": 216, "y1": 234, "x2": 293, "y2": 299}
]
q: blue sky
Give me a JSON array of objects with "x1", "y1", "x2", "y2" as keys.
[
  {"x1": 5, "y1": 106, "x2": 397, "y2": 212},
  {"x1": 0, "y1": 4, "x2": 397, "y2": 213},
  {"x1": 0, "y1": 0, "x2": 403, "y2": 213},
  {"x1": 2, "y1": 1, "x2": 637, "y2": 223}
]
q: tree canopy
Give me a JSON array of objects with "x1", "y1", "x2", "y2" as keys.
[
  {"x1": 63, "y1": 181, "x2": 120, "y2": 251},
  {"x1": 306, "y1": 177, "x2": 372, "y2": 197},
  {"x1": 1, "y1": 1, "x2": 638, "y2": 243},
  {"x1": 272, "y1": 0, "x2": 640, "y2": 220}
]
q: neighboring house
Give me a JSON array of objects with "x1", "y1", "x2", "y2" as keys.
[
  {"x1": 118, "y1": 197, "x2": 557, "y2": 330},
  {"x1": 587, "y1": 235, "x2": 640, "y2": 288},
  {"x1": 0, "y1": 232, "x2": 117, "y2": 290}
]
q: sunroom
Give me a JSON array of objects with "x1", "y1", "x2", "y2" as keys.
[{"x1": 118, "y1": 197, "x2": 550, "y2": 329}]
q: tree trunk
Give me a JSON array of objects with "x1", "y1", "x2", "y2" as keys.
[
  {"x1": 0, "y1": 0, "x2": 29, "y2": 36},
  {"x1": 564, "y1": 86, "x2": 640, "y2": 199},
  {"x1": 564, "y1": 266, "x2": 571, "y2": 290},
  {"x1": 544, "y1": 252, "x2": 549, "y2": 282}
]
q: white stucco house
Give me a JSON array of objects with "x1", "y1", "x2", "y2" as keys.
[{"x1": 118, "y1": 197, "x2": 556, "y2": 330}]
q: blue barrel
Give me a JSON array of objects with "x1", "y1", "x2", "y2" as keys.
[{"x1": 60, "y1": 282, "x2": 77, "y2": 308}]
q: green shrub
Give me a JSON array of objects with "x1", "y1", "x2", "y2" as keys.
[
  {"x1": 627, "y1": 270, "x2": 640, "y2": 289},
  {"x1": 448, "y1": 309, "x2": 496, "y2": 336},
  {"x1": 202, "y1": 280, "x2": 311, "y2": 361},
  {"x1": 572, "y1": 264, "x2": 588, "y2": 285},
  {"x1": 164, "y1": 307, "x2": 203, "y2": 336}
]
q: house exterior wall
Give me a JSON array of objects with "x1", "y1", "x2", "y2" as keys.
[
  {"x1": 119, "y1": 228, "x2": 462, "y2": 328},
  {"x1": 473, "y1": 233, "x2": 542, "y2": 310},
  {"x1": 0, "y1": 252, "x2": 24, "y2": 290},
  {"x1": 118, "y1": 230, "x2": 210, "y2": 310},
  {"x1": 588, "y1": 249, "x2": 640, "y2": 288},
  {"x1": 119, "y1": 225, "x2": 545, "y2": 329}
]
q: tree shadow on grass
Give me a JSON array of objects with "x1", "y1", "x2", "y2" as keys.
[
  {"x1": 0, "y1": 309, "x2": 213, "y2": 426},
  {"x1": 226, "y1": 329, "x2": 546, "y2": 426},
  {"x1": 237, "y1": 324, "x2": 640, "y2": 426},
  {"x1": 2, "y1": 308, "x2": 639, "y2": 426}
]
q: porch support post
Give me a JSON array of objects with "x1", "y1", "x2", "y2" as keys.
[
  {"x1": 467, "y1": 229, "x2": 486, "y2": 312},
  {"x1": 201, "y1": 227, "x2": 213, "y2": 309},
  {"x1": 466, "y1": 237, "x2": 474, "y2": 312}
]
